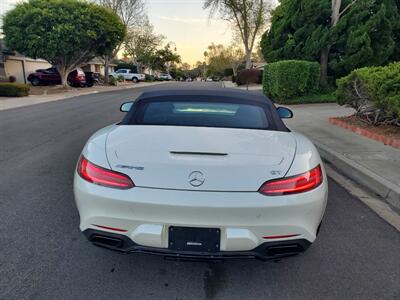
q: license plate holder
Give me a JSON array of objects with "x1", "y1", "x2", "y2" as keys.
[{"x1": 168, "y1": 226, "x2": 220, "y2": 253}]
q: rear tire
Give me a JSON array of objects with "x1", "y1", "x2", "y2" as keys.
[
  {"x1": 30, "y1": 77, "x2": 40, "y2": 86},
  {"x1": 132, "y1": 77, "x2": 138, "y2": 83}
]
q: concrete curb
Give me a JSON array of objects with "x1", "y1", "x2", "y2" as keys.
[{"x1": 315, "y1": 141, "x2": 400, "y2": 212}]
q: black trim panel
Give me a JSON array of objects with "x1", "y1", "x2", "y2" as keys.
[{"x1": 83, "y1": 229, "x2": 311, "y2": 261}]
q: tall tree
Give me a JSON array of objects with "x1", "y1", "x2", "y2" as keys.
[
  {"x1": 96, "y1": 0, "x2": 145, "y2": 27},
  {"x1": 3, "y1": 0, "x2": 125, "y2": 87},
  {"x1": 226, "y1": 45, "x2": 244, "y2": 76},
  {"x1": 319, "y1": 0, "x2": 358, "y2": 86},
  {"x1": 204, "y1": 43, "x2": 231, "y2": 76},
  {"x1": 261, "y1": 0, "x2": 400, "y2": 84},
  {"x1": 149, "y1": 43, "x2": 181, "y2": 72},
  {"x1": 204, "y1": 0, "x2": 271, "y2": 69},
  {"x1": 124, "y1": 21, "x2": 164, "y2": 73},
  {"x1": 94, "y1": 0, "x2": 146, "y2": 82}
]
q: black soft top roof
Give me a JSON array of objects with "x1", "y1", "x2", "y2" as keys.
[{"x1": 135, "y1": 88, "x2": 273, "y2": 107}]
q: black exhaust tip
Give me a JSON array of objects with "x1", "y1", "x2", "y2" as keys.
[
  {"x1": 266, "y1": 244, "x2": 303, "y2": 256},
  {"x1": 90, "y1": 234, "x2": 124, "y2": 248}
]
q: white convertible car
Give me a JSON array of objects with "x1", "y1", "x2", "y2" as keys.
[{"x1": 74, "y1": 88, "x2": 328, "y2": 261}]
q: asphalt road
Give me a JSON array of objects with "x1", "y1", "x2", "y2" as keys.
[{"x1": 1, "y1": 82, "x2": 399, "y2": 300}]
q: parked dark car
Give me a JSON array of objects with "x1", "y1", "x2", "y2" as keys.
[
  {"x1": 27, "y1": 67, "x2": 86, "y2": 87},
  {"x1": 84, "y1": 71, "x2": 95, "y2": 87}
]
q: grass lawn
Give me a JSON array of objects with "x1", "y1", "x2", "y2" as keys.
[{"x1": 275, "y1": 92, "x2": 336, "y2": 105}]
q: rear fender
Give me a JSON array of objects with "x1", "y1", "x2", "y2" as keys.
[
  {"x1": 81, "y1": 125, "x2": 116, "y2": 169},
  {"x1": 285, "y1": 132, "x2": 324, "y2": 177}
]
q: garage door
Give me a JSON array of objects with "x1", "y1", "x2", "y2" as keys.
[{"x1": 5, "y1": 59, "x2": 25, "y2": 83}]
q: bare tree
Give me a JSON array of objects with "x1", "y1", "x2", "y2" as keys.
[
  {"x1": 320, "y1": 0, "x2": 357, "y2": 86},
  {"x1": 97, "y1": 0, "x2": 146, "y2": 27},
  {"x1": 204, "y1": 0, "x2": 270, "y2": 69},
  {"x1": 94, "y1": 0, "x2": 146, "y2": 82}
]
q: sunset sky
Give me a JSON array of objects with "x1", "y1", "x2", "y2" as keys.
[
  {"x1": 147, "y1": 0, "x2": 233, "y2": 65},
  {"x1": 0, "y1": 0, "x2": 273, "y2": 65}
]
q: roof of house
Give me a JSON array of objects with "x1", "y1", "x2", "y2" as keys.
[{"x1": 85, "y1": 57, "x2": 117, "y2": 66}]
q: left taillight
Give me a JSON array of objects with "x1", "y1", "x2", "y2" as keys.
[
  {"x1": 77, "y1": 155, "x2": 134, "y2": 189},
  {"x1": 258, "y1": 165, "x2": 323, "y2": 196}
]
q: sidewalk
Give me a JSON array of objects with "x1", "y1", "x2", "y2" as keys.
[
  {"x1": 284, "y1": 103, "x2": 400, "y2": 211},
  {"x1": 0, "y1": 81, "x2": 168, "y2": 111}
]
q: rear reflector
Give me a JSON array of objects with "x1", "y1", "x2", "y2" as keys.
[
  {"x1": 259, "y1": 165, "x2": 323, "y2": 196},
  {"x1": 92, "y1": 224, "x2": 128, "y2": 232},
  {"x1": 77, "y1": 155, "x2": 134, "y2": 189}
]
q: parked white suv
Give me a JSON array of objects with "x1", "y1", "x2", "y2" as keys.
[
  {"x1": 157, "y1": 73, "x2": 173, "y2": 81},
  {"x1": 110, "y1": 69, "x2": 145, "y2": 83}
]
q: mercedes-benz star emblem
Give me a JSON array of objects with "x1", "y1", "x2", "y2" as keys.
[{"x1": 188, "y1": 171, "x2": 205, "y2": 187}]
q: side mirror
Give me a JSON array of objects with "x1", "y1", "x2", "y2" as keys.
[
  {"x1": 277, "y1": 107, "x2": 293, "y2": 119},
  {"x1": 120, "y1": 101, "x2": 134, "y2": 112}
]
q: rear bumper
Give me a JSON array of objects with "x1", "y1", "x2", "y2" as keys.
[
  {"x1": 74, "y1": 173, "x2": 327, "y2": 252},
  {"x1": 84, "y1": 229, "x2": 311, "y2": 261}
]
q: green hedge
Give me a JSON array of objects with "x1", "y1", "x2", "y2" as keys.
[
  {"x1": 0, "y1": 83, "x2": 30, "y2": 97},
  {"x1": 263, "y1": 60, "x2": 320, "y2": 101},
  {"x1": 337, "y1": 62, "x2": 400, "y2": 125}
]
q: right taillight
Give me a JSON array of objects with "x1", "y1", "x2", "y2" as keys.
[
  {"x1": 77, "y1": 155, "x2": 134, "y2": 189},
  {"x1": 259, "y1": 165, "x2": 323, "y2": 196}
]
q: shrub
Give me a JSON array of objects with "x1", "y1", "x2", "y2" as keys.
[
  {"x1": 109, "y1": 76, "x2": 118, "y2": 86},
  {"x1": 263, "y1": 60, "x2": 320, "y2": 101},
  {"x1": 337, "y1": 62, "x2": 400, "y2": 126},
  {"x1": 223, "y1": 68, "x2": 233, "y2": 76},
  {"x1": 98, "y1": 74, "x2": 105, "y2": 84},
  {"x1": 145, "y1": 74, "x2": 155, "y2": 82},
  {"x1": 0, "y1": 83, "x2": 30, "y2": 97},
  {"x1": 236, "y1": 69, "x2": 263, "y2": 86},
  {"x1": 117, "y1": 75, "x2": 125, "y2": 82}
]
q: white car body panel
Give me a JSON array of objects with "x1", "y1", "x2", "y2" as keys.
[
  {"x1": 110, "y1": 69, "x2": 145, "y2": 81},
  {"x1": 105, "y1": 125, "x2": 297, "y2": 191},
  {"x1": 158, "y1": 74, "x2": 173, "y2": 80}
]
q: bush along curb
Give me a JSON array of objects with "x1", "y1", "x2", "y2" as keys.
[
  {"x1": 329, "y1": 117, "x2": 400, "y2": 150},
  {"x1": 0, "y1": 83, "x2": 30, "y2": 97}
]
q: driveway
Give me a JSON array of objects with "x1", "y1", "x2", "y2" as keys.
[{"x1": 0, "y1": 82, "x2": 399, "y2": 299}]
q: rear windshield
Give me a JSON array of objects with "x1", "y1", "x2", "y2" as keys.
[{"x1": 130, "y1": 100, "x2": 270, "y2": 130}]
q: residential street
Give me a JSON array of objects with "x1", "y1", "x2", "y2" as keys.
[{"x1": 1, "y1": 82, "x2": 399, "y2": 299}]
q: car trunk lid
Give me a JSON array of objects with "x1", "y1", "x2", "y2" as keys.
[{"x1": 106, "y1": 126, "x2": 296, "y2": 191}]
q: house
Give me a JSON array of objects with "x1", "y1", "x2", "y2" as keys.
[
  {"x1": 252, "y1": 62, "x2": 266, "y2": 70},
  {"x1": 0, "y1": 40, "x2": 51, "y2": 83},
  {"x1": 81, "y1": 57, "x2": 117, "y2": 76},
  {"x1": 1, "y1": 40, "x2": 116, "y2": 83}
]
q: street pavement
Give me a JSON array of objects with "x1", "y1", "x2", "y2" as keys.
[{"x1": 1, "y1": 82, "x2": 399, "y2": 299}]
